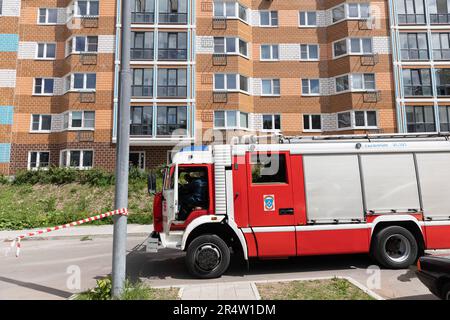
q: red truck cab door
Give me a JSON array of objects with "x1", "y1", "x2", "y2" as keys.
[{"x1": 246, "y1": 152, "x2": 296, "y2": 257}]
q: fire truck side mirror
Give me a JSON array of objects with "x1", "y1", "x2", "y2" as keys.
[{"x1": 148, "y1": 171, "x2": 157, "y2": 195}]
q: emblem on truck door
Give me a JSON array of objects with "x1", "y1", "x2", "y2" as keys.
[{"x1": 263, "y1": 195, "x2": 275, "y2": 211}]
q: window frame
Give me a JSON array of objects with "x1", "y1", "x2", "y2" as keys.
[
  {"x1": 36, "y1": 43, "x2": 57, "y2": 60},
  {"x1": 300, "y1": 44, "x2": 319, "y2": 61},
  {"x1": 74, "y1": 0, "x2": 100, "y2": 17},
  {"x1": 302, "y1": 78, "x2": 320, "y2": 96},
  {"x1": 259, "y1": 10, "x2": 278, "y2": 27},
  {"x1": 33, "y1": 78, "x2": 55, "y2": 95},
  {"x1": 299, "y1": 11, "x2": 317, "y2": 27},
  {"x1": 63, "y1": 110, "x2": 95, "y2": 130},
  {"x1": 354, "y1": 110, "x2": 378, "y2": 129},
  {"x1": 214, "y1": 37, "x2": 248, "y2": 58},
  {"x1": 60, "y1": 149, "x2": 94, "y2": 169},
  {"x1": 30, "y1": 114, "x2": 52, "y2": 132},
  {"x1": 303, "y1": 114, "x2": 322, "y2": 132},
  {"x1": 260, "y1": 44, "x2": 279, "y2": 61},
  {"x1": 333, "y1": 38, "x2": 373, "y2": 58},
  {"x1": 405, "y1": 105, "x2": 436, "y2": 133},
  {"x1": 213, "y1": 73, "x2": 248, "y2": 93},
  {"x1": 213, "y1": 1, "x2": 248, "y2": 23},
  {"x1": 67, "y1": 73, "x2": 97, "y2": 92},
  {"x1": 262, "y1": 114, "x2": 281, "y2": 132},
  {"x1": 28, "y1": 151, "x2": 50, "y2": 170},
  {"x1": 213, "y1": 110, "x2": 249, "y2": 130},
  {"x1": 37, "y1": 8, "x2": 58, "y2": 25},
  {"x1": 261, "y1": 79, "x2": 281, "y2": 96}
]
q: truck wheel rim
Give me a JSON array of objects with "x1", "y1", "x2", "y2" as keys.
[
  {"x1": 383, "y1": 234, "x2": 411, "y2": 263},
  {"x1": 194, "y1": 243, "x2": 221, "y2": 272}
]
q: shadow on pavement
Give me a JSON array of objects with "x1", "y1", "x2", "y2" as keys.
[
  {"x1": 0, "y1": 276, "x2": 72, "y2": 299},
  {"x1": 391, "y1": 294, "x2": 438, "y2": 300}
]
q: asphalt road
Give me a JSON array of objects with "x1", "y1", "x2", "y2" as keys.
[{"x1": 0, "y1": 235, "x2": 440, "y2": 300}]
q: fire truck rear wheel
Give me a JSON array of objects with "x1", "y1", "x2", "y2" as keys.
[
  {"x1": 372, "y1": 226, "x2": 419, "y2": 269},
  {"x1": 186, "y1": 234, "x2": 231, "y2": 279}
]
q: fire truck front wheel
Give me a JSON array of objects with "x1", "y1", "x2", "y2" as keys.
[
  {"x1": 186, "y1": 234, "x2": 231, "y2": 279},
  {"x1": 372, "y1": 226, "x2": 419, "y2": 269}
]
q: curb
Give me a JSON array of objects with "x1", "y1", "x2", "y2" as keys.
[{"x1": 1, "y1": 232, "x2": 151, "y2": 242}]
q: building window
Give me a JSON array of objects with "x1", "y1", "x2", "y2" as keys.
[
  {"x1": 214, "y1": 37, "x2": 248, "y2": 56},
  {"x1": 158, "y1": 0, "x2": 188, "y2": 24},
  {"x1": 338, "y1": 112, "x2": 352, "y2": 128},
  {"x1": 36, "y1": 43, "x2": 56, "y2": 59},
  {"x1": 300, "y1": 44, "x2": 319, "y2": 60},
  {"x1": 132, "y1": 0, "x2": 155, "y2": 23},
  {"x1": 75, "y1": 0, "x2": 99, "y2": 17},
  {"x1": 432, "y1": 33, "x2": 450, "y2": 60},
  {"x1": 214, "y1": 74, "x2": 248, "y2": 92},
  {"x1": 72, "y1": 73, "x2": 96, "y2": 91},
  {"x1": 157, "y1": 106, "x2": 187, "y2": 136},
  {"x1": 28, "y1": 152, "x2": 50, "y2": 170},
  {"x1": 402, "y1": 69, "x2": 432, "y2": 96},
  {"x1": 157, "y1": 68, "x2": 187, "y2": 97},
  {"x1": 132, "y1": 68, "x2": 153, "y2": 97},
  {"x1": 261, "y1": 79, "x2": 280, "y2": 96},
  {"x1": 0, "y1": 0, "x2": 2, "y2": 15},
  {"x1": 260, "y1": 44, "x2": 279, "y2": 60},
  {"x1": 260, "y1": 11, "x2": 278, "y2": 27},
  {"x1": 299, "y1": 11, "x2": 316, "y2": 27},
  {"x1": 354, "y1": 110, "x2": 377, "y2": 128},
  {"x1": 406, "y1": 106, "x2": 436, "y2": 132},
  {"x1": 214, "y1": 1, "x2": 248, "y2": 21},
  {"x1": 399, "y1": 33, "x2": 429, "y2": 60},
  {"x1": 332, "y1": 5, "x2": 346, "y2": 22},
  {"x1": 333, "y1": 38, "x2": 372, "y2": 57},
  {"x1": 130, "y1": 106, "x2": 153, "y2": 136},
  {"x1": 429, "y1": 0, "x2": 450, "y2": 24},
  {"x1": 214, "y1": 110, "x2": 248, "y2": 129},
  {"x1": 396, "y1": 0, "x2": 425, "y2": 24},
  {"x1": 38, "y1": 8, "x2": 57, "y2": 24},
  {"x1": 158, "y1": 32, "x2": 187, "y2": 60},
  {"x1": 34, "y1": 78, "x2": 54, "y2": 95},
  {"x1": 131, "y1": 32, "x2": 154, "y2": 60},
  {"x1": 303, "y1": 114, "x2": 321, "y2": 131},
  {"x1": 302, "y1": 79, "x2": 320, "y2": 95},
  {"x1": 347, "y1": 3, "x2": 370, "y2": 19},
  {"x1": 435, "y1": 69, "x2": 450, "y2": 96},
  {"x1": 262, "y1": 114, "x2": 281, "y2": 131},
  {"x1": 63, "y1": 111, "x2": 95, "y2": 129},
  {"x1": 351, "y1": 73, "x2": 375, "y2": 91},
  {"x1": 335, "y1": 75, "x2": 349, "y2": 92},
  {"x1": 31, "y1": 114, "x2": 52, "y2": 132},
  {"x1": 71, "y1": 36, "x2": 98, "y2": 53},
  {"x1": 60, "y1": 150, "x2": 93, "y2": 169},
  {"x1": 439, "y1": 106, "x2": 450, "y2": 132}
]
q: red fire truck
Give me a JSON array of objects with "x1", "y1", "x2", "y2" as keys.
[{"x1": 146, "y1": 134, "x2": 450, "y2": 278}]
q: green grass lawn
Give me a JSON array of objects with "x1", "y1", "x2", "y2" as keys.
[
  {"x1": 0, "y1": 182, "x2": 154, "y2": 230},
  {"x1": 256, "y1": 278, "x2": 375, "y2": 300}
]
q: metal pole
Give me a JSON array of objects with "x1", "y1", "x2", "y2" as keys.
[{"x1": 112, "y1": 0, "x2": 131, "y2": 298}]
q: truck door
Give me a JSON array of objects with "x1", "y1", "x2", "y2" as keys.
[{"x1": 246, "y1": 151, "x2": 296, "y2": 257}]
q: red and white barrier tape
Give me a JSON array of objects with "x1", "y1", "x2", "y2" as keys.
[{"x1": 9, "y1": 208, "x2": 128, "y2": 257}]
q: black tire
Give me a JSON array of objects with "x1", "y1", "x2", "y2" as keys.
[
  {"x1": 441, "y1": 282, "x2": 450, "y2": 300},
  {"x1": 186, "y1": 234, "x2": 230, "y2": 279},
  {"x1": 371, "y1": 226, "x2": 419, "y2": 269}
]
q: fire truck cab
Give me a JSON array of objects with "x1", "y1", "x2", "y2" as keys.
[{"x1": 147, "y1": 134, "x2": 450, "y2": 279}]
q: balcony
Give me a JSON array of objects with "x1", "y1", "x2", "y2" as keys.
[
  {"x1": 156, "y1": 124, "x2": 187, "y2": 136},
  {"x1": 79, "y1": 92, "x2": 96, "y2": 103},
  {"x1": 362, "y1": 90, "x2": 381, "y2": 103},
  {"x1": 213, "y1": 92, "x2": 228, "y2": 103},
  {"x1": 131, "y1": 48, "x2": 154, "y2": 60},
  {"x1": 80, "y1": 52, "x2": 98, "y2": 65},
  {"x1": 212, "y1": 17, "x2": 227, "y2": 29},
  {"x1": 131, "y1": 12, "x2": 155, "y2": 24},
  {"x1": 157, "y1": 86, "x2": 187, "y2": 98},
  {"x1": 397, "y1": 14, "x2": 426, "y2": 24},
  {"x1": 131, "y1": 85, "x2": 153, "y2": 97},
  {"x1": 158, "y1": 13, "x2": 188, "y2": 24},
  {"x1": 430, "y1": 13, "x2": 450, "y2": 24},
  {"x1": 212, "y1": 53, "x2": 227, "y2": 66},
  {"x1": 158, "y1": 48, "x2": 188, "y2": 61},
  {"x1": 403, "y1": 85, "x2": 433, "y2": 97},
  {"x1": 81, "y1": 16, "x2": 99, "y2": 28},
  {"x1": 360, "y1": 53, "x2": 379, "y2": 66}
]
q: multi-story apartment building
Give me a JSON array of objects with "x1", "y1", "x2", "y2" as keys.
[{"x1": 0, "y1": 0, "x2": 447, "y2": 173}]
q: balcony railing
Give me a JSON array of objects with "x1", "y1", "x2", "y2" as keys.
[
  {"x1": 213, "y1": 92, "x2": 228, "y2": 103},
  {"x1": 130, "y1": 124, "x2": 152, "y2": 136},
  {"x1": 80, "y1": 52, "x2": 98, "y2": 65},
  {"x1": 131, "y1": 48, "x2": 154, "y2": 60},
  {"x1": 433, "y1": 49, "x2": 450, "y2": 60},
  {"x1": 430, "y1": 13, "x2": 450, "y2": 24},
  {"x1": 156, "y1": 124, "x2": 187, "y2": 136},
  {"x1": 404, "y1": 85, "x2": 433, "y2": 97},
  {"x1": 212, "y1": 16, "x2": 227, "y2": 29},
  {"x1": 157, "y1": 86, "x2": 187, "y2": 98},
  {"x1": 212, "y1": 53, "x2": 227, "y2": 66},
  {"x1": 158, "y1": 13, "x2": 188, "y2": 24},
  {"x1": 79, "y1": 92, "x2": 96, "y2": 103},
  {"x1": 131, "y1": 85, "x2": 153, "y2": 97},
  {"x1": 400, "y1": 49, "x2": 429, "y2": 61},
  {"x1": 81, "y1": 16, "x2": 99, "y2": 28},
  {"x1": 362, "y1": 90, "x2": 382, "y2": 103},
  {"x1": 436, "y1": 85, "x2": 450, "y2": 96},
  {"x1": 158, "y1": 48, "x2": 188, "y2": 61},
  {"x1": 131, "y1": 12, "x2": 155, "y2": 24},
  {"x1": 360, "y1": 53, "x2": 379, "y2": 66},
  {"x1": 397, "y1": 14, "x2": 426, "y2": 24}
]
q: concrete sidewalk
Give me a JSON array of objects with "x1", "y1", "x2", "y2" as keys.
[
  {"x1": 0, "y1": 224, "x2": 153, "y2": 241},
  {"x1": 179, "y1": 282, "x2": 260, "y2": 300}
]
